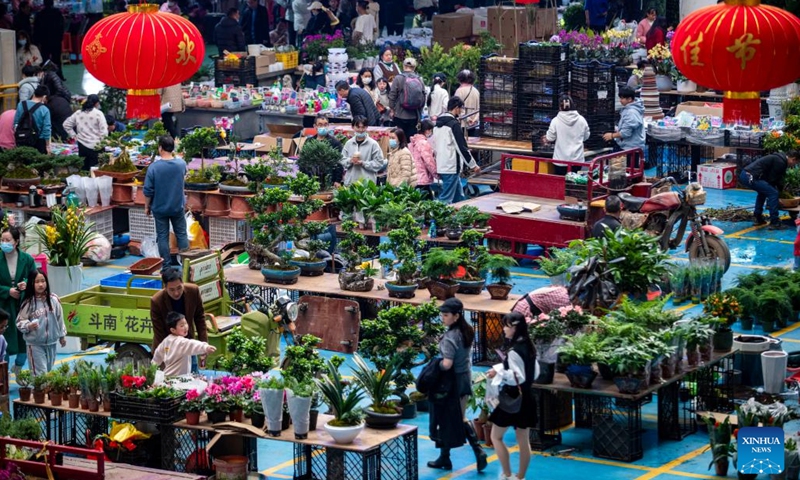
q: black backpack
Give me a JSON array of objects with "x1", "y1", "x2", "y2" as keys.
[{"x1": 15, "y1": 102, "x2": 43, "y2": 148}]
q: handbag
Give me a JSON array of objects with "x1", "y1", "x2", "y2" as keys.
[{"x1": 497, "y1": 371, "x2": 523, "y2": 414}]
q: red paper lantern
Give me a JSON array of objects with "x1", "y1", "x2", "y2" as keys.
[
  {"x1": 671, "y1": 0, "x2": 800, "y2": 124},
  {"x1": 81, "y1": 4, "x2": 205, "y2": 120}
]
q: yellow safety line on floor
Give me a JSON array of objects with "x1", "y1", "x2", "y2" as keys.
[
  {"x1": 728, "y1": 235, "x2": 794, "y2": 245},
  {"x1": 727, "y1": 224, "x2": 766, "y2": 237},
  {"x1": 772, "y1": 321, "x2": 800, "y2": 338},
  {"x1": 510, "y1": 272, "x2": 549, "y2": 279},
  {"x1": 633, "y1": 444, "x2": 711, "y2": 480},
  {"x1": 261, "y1": 448, "x2": 324, "y2": 475}
]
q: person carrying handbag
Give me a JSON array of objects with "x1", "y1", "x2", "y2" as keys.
[
  {"x1": 486, "y1": 312, "x2": 538, "y2": 480},
  {"x1": 427, "y1": 298, "x2": 487, "y2": 472}
]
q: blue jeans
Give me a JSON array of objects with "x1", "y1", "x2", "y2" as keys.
[
  {"x1": 739, "y1": 171, "x2": 779, "y2": 223},
  {"x1": 439, "y1": 173, "x2": 465, "y2": 204},
  {"x1": 154, "y1": 212, "x2": 189, "y2": 269}
]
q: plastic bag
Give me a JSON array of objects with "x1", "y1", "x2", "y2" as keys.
[
  {"x1": 96, "y1": 176, "x2": 113, "y2": 206},
  {"x1": 83, "y1": 177, "x2": 98, "y2": 207},
  {"x1": 141, "y1": 236, "x2": 160, "y2": 258},
  {"x1": 189, "y1": 219, "x2": 208, "y2": 249},
  {"x1": 66, "y1": 175, "x2": 85, "y2": 205}
]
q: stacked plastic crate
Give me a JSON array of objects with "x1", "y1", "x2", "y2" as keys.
[
  {"x1": 516, "y1": 42, "x2": 571, "y2": 148},
  {"x1": 571, "y1": 60, "x2": 617, "y2": 149},
  {"x1": 478, "y1": 56, "x2": 518, "y2": 140}
]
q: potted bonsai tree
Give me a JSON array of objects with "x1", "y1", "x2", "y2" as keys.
[
  {"x1": 17, "y1": 369, "x2": 32, "y2": 401},
  {"x1": 0, "y1": 147, "x2": 44, "y2": 189},
  {"x1": 485, "y1": 254, "x2": 517, "y2": 300},
  {"x1": 338, "y1": 220, "x2": 377, "y2": 292},
  {"x1": 289, "y1": 220, "x2": 330, "y2": 276},
  {"x1": 421, "y1": 247, "x2": 462, "y2": 299},
  {"x1": 379, "y1": 214, "x2": 424, "y2": 298},
  {"x1": 558, "y1": 332, "x2": 600, "y2": 389},
  {"x1": 453, "y1": 229, "x2": 491, "y2": 295},
  {"x1": 297, "y1": 137, "x2": 341, "y2": 195},
  {"x1": 179, "y1": 126, "x2": 221, "y2": 191},
  {"x1": 95, "y1": 132, "x2": 139, "y2": 182},
  {"x1": 351, "y1": 354, "x2": 403, "y2": 429},
  {"x1": 316, "y1": 359, "x2": 366, "y2": 445},
  {"x1": 246, "y1": 173, "x2": 325, "y2": 284}
]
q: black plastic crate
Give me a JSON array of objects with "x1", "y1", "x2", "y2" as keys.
[
  {"x1": 480, "y1": 56, "x2": 518, "y2": 75},
  {"x1": 572, "y1": 84, "x2": 615, "y2": 115},
  {"x1": 727, "y1": 129, "x2": 765, "y2": 148},
  {"x1": 517, "y1": 121, "x2": 550, "y2": 142},
  {"x1": 517, "y1": 92, "x2": 560, "y2": 110},
  {"x1": 481, "y1": 123, "x2": 516, "y2": 140},
  {"x1": 214, "y1": 55, "x2": 256, "y2": 73},
  {"x1": 518, "y1": 78, "x2": 569, "y2": 96},
  {"x1": 517, "y1": 106, "x2": 558, "y2": 124},
  {"x1": 482, "y1": 90, "x2": 515, "y2": 108},
  {"x1": 481, "y1": 108, "x2": 516, "y2": 125},
  {"x1": 110, "y1": 392, "x2": 183, "y2": 423},
  {"x1": 517, "y1": 61, "x2": 570, "y2": 79},
  {"x1": 571, "y1": 60, "x2": 616, "y2": 85},
  {"x1": 519, "y1": 42, "x2": 570, "y2": 63},
  {"x1": 480, "y1": 73, "x2": 516, "y2": 93}
]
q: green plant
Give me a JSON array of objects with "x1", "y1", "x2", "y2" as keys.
[
  {"x1": 35, "y1": 205, "x2": 95, "y2": 266},
  {"x1": 97, "y1": 132, "x2": 137, "y2": 173},
  {"x1": 179, "y1": 127, "x2": 219, "y2": 181},
  {"x1": 453, "y1": 206, "x2": 491, "y2": 229},
  {"x1": 680, "y1": 319, "x2": 715, "y2": 346},
  {"x1": 281, "y1": 334, "x2": 328, "y2": 385},
  {"x1": 31, "y1": 373, "x2": 48, "y2": 392},
  {"x1": 0, "y1": 416, "x2": 42, "y2": 441},
  {"x1": 421, "y1": 247, "x2": 462, "y2": 281},
  {"x1": 467, "y1": 375, "x2": 489, "y2": 421},
  {"x1": 297, "y1": 138, "x2": 341, "y2": 191},
  {"x1": 605, "y1": 344, "x2": 652, "y2": 377},
  {"x1": 416, "y1": 43, "x2": 482, "y2": 93},
  {"x1": 379, "y1": 214, "x2": 425, "y2": 286},
  {"x1": 315, "y1": 359, "x2": 365, "y2": 427},
  {"x1": 98, "y1": 86, "x2": 126, "y2": 119},
  {"x1": 16, "y1": 369, "x2": 31, "y2": 388},
  {"x1": 351, "y1": 354, "x2": 401, "y2": 413},
  {"x1": 563, "y1": 4, "x2": 586, "y2": 30},
  {"x1": 213, "y1": 327, "x2": 275, "y2": 375},
  {"x1": 530, "y1": 317, "x2": 566, "y2": 343},
  {"x1": 244, "y1": 147, "x2": 292, "y2": 190},
  {"x1": 0, "y1": 147, "x2": 46, "y2": 178},
  {"x1": 48, "y1": 372, "x2": 67, "y2": 394},
  {"x1": 756, "y1": 291, "x2": 793, "y2": 324},
  {"x1": 359, "y1": 302, "x2": 443, "y2": 404},
  {"x1": 607, "y1": 296, "x2": 683, "y2": 330},
  {"x1": 558, "y1": 332, "x2": 600, "y2": 365},
  {"x1": 139, "y1": 121, "x2": 168, "y2": 160},
  {"x1": 537, "y1": 247, "x2": 577, "y2": 277},
  {"x1": 486, "y1": 254, "x2": 517, "y2": 285},
  {"x1": 338, "y1": 220, "x2": 375, "y2": 272}
]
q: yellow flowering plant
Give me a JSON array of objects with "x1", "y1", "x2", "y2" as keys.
[
  {"x1": 703, "y1": 293, "x2": 741, "y2": 330},
  {"x1": 647, "y1": 44, "x2": 674, "y2": 76},
  {"x1": 35, "y1": 205, "x2": 95, "y2": 266}
]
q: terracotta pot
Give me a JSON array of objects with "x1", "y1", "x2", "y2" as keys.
[
  {"x1": 50, "y1": 394, "x2": 63, "y2": 407},
  {"x1": 33, "y1": 390, "x2": 46, "y2": 404},
  {"x1": 204, "y1": 192, "x2": 230, "y2": 217},
  {"x1": 62, "y1": 391, "x2": 69, "y2": 402},
  {"x1": 229, "y1": 195, "x2": 254, "y2": 220},
  {"x1": 229, "y1": 409, "x2": 244, "y2": 423},
  {"x1": 103, "y1": 397, "x2": 111, "y2": 412},
  {"x1": 80, "y1": 397, "x2": 89, "y2": 410},
  {"x1": 87, "y1": 398, "x2": 100, "y2": 412},
  {"x1": 111, "y1": 183, "x2": 133, "y2": 203},
  {"x1": 186, "y1": 411, "x2": 201, "y2": 425},
  {"x1": 487, "y1": 283, "x2": 512, "y2": 300},
  {"x1": 95, "y1": 170, "x2": 138, "y2": 183},
  {"x1": 186, "y1": 191, "x2": 205, "y2": 213},
  {"x1": 482, "y1": 423, "x2": 493, "y2": 447},
  {"x1": 133, "y1": 185, "x2": 146, "y2": 205},
  {"x1": 714, "y1": 458, "x2": 729, "y2": 476},
  {"x1": 19, "y1": 387, "x2": 31, "y2": 402},
  {"x1": 427, "y1": 280, "x2": 460, "y2": 300},
  {"x1": 68, "y1": 393, "x2": 79, "y2": 409}
]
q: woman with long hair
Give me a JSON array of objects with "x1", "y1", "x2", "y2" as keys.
[
  {"x1": 63, "y1": 94, "x2": 109, "y2": 171},
  {"x1": 645, "y1": 17, "x2": 668, "y2": 52},
  {"x1": 487, "y1": 312, "x2": 538, "y2": 480},
  {"x1": 386, "y1": 128, "x2": 416, "y2": 187},
  {"x1": 0, "y1": 226, "x2": 37, "y2": 377},
  {"x1": 428, "y1": 298, "x2": 487, "y2": 472},
  {"x1": 16, "y1": 30, "x2": 41, "y2": 74},
  {"x1": 17, "y1": 269, "x2": 66, "y2": 376},
  {"x1": 427, "y1": 73, "x2": 449, "y2": 121},
  {"x1": 356, "y1": 67, "x2": 378, "y2": 104},
  {"x1": 635, "y1": 8, "x2": 657, "y2": 43}
]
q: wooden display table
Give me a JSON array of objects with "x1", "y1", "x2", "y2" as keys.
[
  {"x1": 62, "y1": 457, "x2": 205, "y2": 480},
  {"x1": 225, "y1": 266, "x2": 519, "y2": 363},
  {"x1": 530, "y1": 351, "x2": 736, "y2": 462}
]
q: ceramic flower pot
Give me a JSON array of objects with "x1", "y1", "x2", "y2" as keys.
[
  {"x1": 324, "y1": 421, "x2": 365, "y2": 445},
  {"x1": 385, "y1": 281, "x2": 417, "y2": 299},
  {"x1": 186, "y1": 411, "x2": 201, "y2": 425},
  {"x1": 261, "y1": 266, "x2": 301, "y2": 285},
  {"x1": 229, "y1": 195, "x2": 254, "y2": 220},
  {"x1": 486, "y1": 283, "x2": 512, "y2": 300},
  {"x1": 204, "y1": 192, "x2": 231, "y2": 217},
  {"x1": 365, "y1": 408, "x2": 402, "y2": 429},
  {"x1": 19, "y1": 387, "x2": 31, "y2": 402},
  {"x1": 454, "y1": 278, "x2": 485, "y2": 295},
  {"x1": 289, "y1": 259, "x2": 327, "y2": 277},
  {"x1": 655, "y1": 74, "x2": 673, "y2": 91}
]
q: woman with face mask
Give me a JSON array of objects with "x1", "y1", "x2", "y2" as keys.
[
  {"x1": 16, "y1": 31, "x2": 41, "y2": 76},
  {"x1": 0, "y1": 226, "x2": 38, "y2": 378},
  {"x1": 386, "y1": 128, "x2": 416, "y2": 187},
  {"x1": 356, "y1": 67, "x2": 378, "y2": 104},
  {"x1": 408, "y1": 119, "x2": 437, "y2": 197}
]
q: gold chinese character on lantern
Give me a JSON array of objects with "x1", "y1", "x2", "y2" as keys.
[
  {"x1": 679, "y1": 32, "x2": 704, "y2": 67},
  {"x1": 727, "y1": 33, "x2": 761, "y2": 70},
  {"x1": 176, "y1": 33, "x2": 197, "y2": 66}
]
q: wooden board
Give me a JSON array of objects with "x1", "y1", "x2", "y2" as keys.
[
  {"x1": 62, "y1": 457, "x2": 205, "y2": 479},
  {"x1": 457, "y1": 193, "x2": 583, "y2": 225},
  {"x1": 295, "y1": 295, "x2": 361, "y2": 353},
  {"x1": 224, "y1": 267, "x2": 519, "y2": 315}
]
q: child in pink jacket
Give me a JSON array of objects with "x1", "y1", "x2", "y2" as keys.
[
  {"x1": 408, "y1": 119, "x2": 438, "y2": 196},
  {"x1": 152, "y1": 312, "x2": 216, "y2": 376}
]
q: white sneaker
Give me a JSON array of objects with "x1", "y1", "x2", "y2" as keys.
[{"x1": 498, "y1": 474, "x2": 519, "y2": 480}]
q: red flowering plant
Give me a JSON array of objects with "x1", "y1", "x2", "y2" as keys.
[
  {"x1": 119, "y1": 375, "x2": 146, "y2": 394},
  {"x1": 179, "y1": 389, "x2": 205, "y2": 414},
  {"x1": 702, "y1": 415, "x2": 734, "y2": 470},
  {"x1": 93, "y1": 421, "x2": 151, "y2": 462}
]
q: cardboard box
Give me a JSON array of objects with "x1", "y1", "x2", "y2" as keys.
[
  {"x1": 675, "y1": 101, "x2": 723, "y2": 117},
  {"x1": 255, "y1": 66, "x2": 269, "y2": 76},
  {"x1": 488, "y1": 6, "x2": 536, "y2": 57},
  {"x1": 433, "y1": 12, "x2": 474, "y2": 49},
  {"x1": 534, "y1": 7, "x2": 558, "y2": 38},
  {"x1": 254, "y1": 134, "x2": 293, "y2": 154},
  {"x1": 698, "y1": 162, "x2": 737, "y2": 189}
]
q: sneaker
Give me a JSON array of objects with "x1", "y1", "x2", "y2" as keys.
[
  {"x1": 753, "y1": 216, "x2": 767, "y2": 226},
  {"x1": 767, "y1": 222, "x2": 786, "y2": 230}
]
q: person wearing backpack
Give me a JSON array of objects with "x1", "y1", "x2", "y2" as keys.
[
  {"x1": 17, "y1": 65, "x2": 40, "y2": 103},
  {"x1": 432, "y1": 97, "x2": 479, "y2": 204},
  {"x1": 13, "y1": 85, "x2": 50, "y2": 154},
  {"x1": 335, "y1": 81, "x2": 380, "y2": 127},
  {"x1": 388, "y1": 57, "x2": 425, "y2": 138}
]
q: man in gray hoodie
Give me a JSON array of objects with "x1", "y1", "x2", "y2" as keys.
[{"x1": 603, "y1": 86, "x2": 644, "y2": 151}]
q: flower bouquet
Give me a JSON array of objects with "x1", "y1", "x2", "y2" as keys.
[{"x1": 94, "y1": 421, "x2": 152, "y2": 466}]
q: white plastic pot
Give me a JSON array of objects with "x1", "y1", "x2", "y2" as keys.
[{"x1": 761, "y1": 350, "x2": 788, "y2": 394}]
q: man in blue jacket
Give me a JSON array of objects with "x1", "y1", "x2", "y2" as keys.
[
  {"x1": 14, "y1": 85, "x2": 51, "y2": 154},
  {"x1": 336, "y1": 81, "x2": 381, "y2": 127},
  {"x1": 603, "y1": 86, "x2": 644, "y2": 152},
  {"x1": 144, "y1": 136, "x2": 189, "y2": 270}
]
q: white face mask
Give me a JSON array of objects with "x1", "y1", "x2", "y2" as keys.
[
  {"x1": 18, "y1": 40, "x2": 26, "y2": 47},
  {"x1": 362, "y1": 77, "x2": 372, "y2": 85}
]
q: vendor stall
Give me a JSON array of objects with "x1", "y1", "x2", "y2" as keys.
[{"x1": 179, "y1": 105, "x2": 260, "y2": 140}]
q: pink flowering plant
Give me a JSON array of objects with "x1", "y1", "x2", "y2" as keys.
[
  {"x1": 203, "y1": 382, "x2": 232, "y2": 413},
  {"x1": 549, "y1": 305, "x2": 592, "y2": 333},
  {"x1": 302, "y1": 30, "x2": 345, "y2": 60},
  {"x1": 179, "y1": 388, "x2": 205, "y2": 413}
]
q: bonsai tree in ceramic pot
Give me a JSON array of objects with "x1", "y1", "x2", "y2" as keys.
[
  {"x1": 351, "y1": 354, "x2": 403, "y2": 429},
  {"x1": 178, "y1": 127, "x2": 221, "y2": 191},
  {"x1": 289, "y1": 220, "x2": 330, "y2": 276},
  {"x1": 338, "y1": 220, "x2": 377, "y2": 292},
  {"x1": 316, "y1": 359, "x2": 366, "y2": 445},
  {"x1": 453, "y1": 229, "x2": 491, "y2": 294},
  {"x1": 485, "y1": 254, "x2": 517, "y2": 300},
  {"x1": 0, "y1": 146, "x2": 45, "y2": 188},
  {"x1": 95, "y1": 133, "x2": 139, "y2": 182},
  {"x1": 246, "y1": 173, "x2": 325, "y2": 284},
  {"x1": 421, "y1": 248, "x2": 462, "y2": 300},
  {"x1": 297, "y1": 137, "x2": 341, "y2": 193},
  {"x1": 243, "y1": 147, "x2": 292, "y2": 191},
  {"x1": 359, "y1": 302, "x2": 443, "y2": 416},
  {"x1": 557, "y1": 332, "x2": 600, "y2": 389},
  {"x1": 379, "y1": 214, "x2": 424, "y2": 298}
]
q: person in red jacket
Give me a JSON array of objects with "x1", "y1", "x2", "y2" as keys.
[{"x1": 645, "y1": 17, "x2": 668, "y2": 52}]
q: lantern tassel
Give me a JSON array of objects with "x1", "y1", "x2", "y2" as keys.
[
  {"x1": 723, "y1": 91, "x2": 761, "y2": 125},
  {"x1": 126, "y1": 89, "x2": 161, "y2": 120}
]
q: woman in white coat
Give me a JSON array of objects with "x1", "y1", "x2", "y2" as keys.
[{"x1": 542, "y1": 95, "x2": 590, "y2": 176}]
